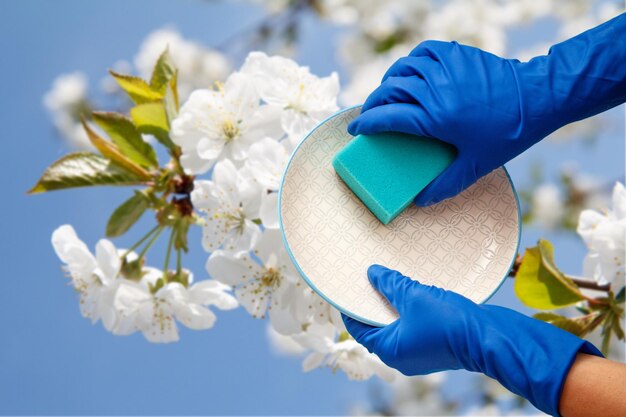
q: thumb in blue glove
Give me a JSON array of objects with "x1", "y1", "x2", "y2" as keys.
[
  {"x1": 342, "y1": 264, "x2": 602, "y2": 416},
  {"x1": 348, "y1": 14, "x2": 626, "y2": 206}
]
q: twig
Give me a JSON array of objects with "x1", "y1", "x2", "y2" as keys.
[{"x1": 507, "y1": 254, "x2": 611, "y2": 292}]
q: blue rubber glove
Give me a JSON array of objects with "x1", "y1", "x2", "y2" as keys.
[
  {"x1": 342, "y1": 265, "x2": 603, "y2": 416},
  {"x1": 348, "y1": 13, "x2": 626, "y2": 206}
]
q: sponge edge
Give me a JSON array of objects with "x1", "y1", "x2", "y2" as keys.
[{"x1": 332, "y1": 132, "x2": 456, "y2": 224}]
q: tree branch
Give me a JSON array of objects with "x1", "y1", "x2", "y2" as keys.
[
  {"x1": 213, "y1": 0, "x2": 310, "y2": 53},
  {"x1": 507, "y1": 254, "x2": 611, "y2": 292}
]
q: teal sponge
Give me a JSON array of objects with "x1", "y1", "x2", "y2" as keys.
[{"x1": 332, "y1": 132, "x2": 456, "y2": 224}]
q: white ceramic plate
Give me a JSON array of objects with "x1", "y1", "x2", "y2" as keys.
[{"x1": 279, "y1": 106, "x2": 521, "y2": 326}]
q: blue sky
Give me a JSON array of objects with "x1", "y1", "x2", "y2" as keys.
[{"x1": 1, "y1": 1, "x2": 623, "y2": 415}]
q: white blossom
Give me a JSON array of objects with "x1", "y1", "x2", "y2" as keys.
[
  {"x1": 532, "y1": 183, "x2": 564, "y2": 229},
  {"x1": 206, "y1": 229, "x2": 318, "y2": 334},
  {"x1": 259, "y1": 192, "x2": 280, "y2": 229},
  {"x1": 43, "y1": 72, "x2": 91, "y2": 149},
  {"x1": 44, "y1": 72, "x2": 88, "y2": 113},
  {"x1": 386, "y1": 373, "x2": 447, "y2": 416},
  {"x1": 113, "y1": 271, "x2": 238, "y2": 343},
  {"x1": 52, "y1": 225, "x2": 119, "y2": 330},
  {"x1": 266, "y1": 325, "x2": 307, "y2": 356},
  {"x1": 52, "y1": 225, "x2": 237, "y2": 343},
  {"x1": 244, "y1": 137, "x2": 290, "y2": 191},
  {"x1": 191, "y1": 159, "x2": 263, "y2": 252},
  {"x1": 134, "y1": 28, "x2": 231, "y2": 99},
  {"x1": 266, "y1": 302, "x2": 393, "y2": 381},
  {"x1": 577, "y1": 182, "x2": 626, "y2": 287},
  {"x1": 294, "y1": 322, "x2": 396, "y2": 382},
  {"x1": 240, "y1": 52, "x2": 339, "y2": 145},
  {"x1": 171, "y1": 71, "x2": 282, "y2": 174}
]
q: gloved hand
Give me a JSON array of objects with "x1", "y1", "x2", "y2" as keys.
[
  {"x1": 348, "y1": 13, "x2": 626, "y2": 206},
  {"x1": 342, "y1": 265, "x2": 603, "y2": 416}
]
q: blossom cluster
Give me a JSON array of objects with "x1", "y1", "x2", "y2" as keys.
[
  {"x1": 174, "y1": 52, "x2": 393, "y2": 381},
  {"x1": 51, "y1": 51, "x2": 393, "y2": 381},
  {"x1": 52, "y1": 225, "x2": 238, "y2": 343},
  {"x1": 246, "y1": 1, "x2": 620, "y2": 105}
]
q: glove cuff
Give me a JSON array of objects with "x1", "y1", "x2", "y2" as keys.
[
  {"x1": 462, "y1": 305, "x2": 603, "y2": 416},
  {"x1": 514, "y1": 13, "x2": 626, "y2": 144}
]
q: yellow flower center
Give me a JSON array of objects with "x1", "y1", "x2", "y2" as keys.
[
  {"x1": 222, "y1": 119, "x2": 240, "y2": 142},
  {"x1": 259, "y1": 267, "x2": 281, "y2": 290}
]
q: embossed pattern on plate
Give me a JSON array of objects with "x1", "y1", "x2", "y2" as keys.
[{"x1": 280, "y1": 106, "x2": 521, "y2": 326}]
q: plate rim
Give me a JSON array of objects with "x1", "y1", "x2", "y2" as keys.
[{"x1": 278, "y1": 105, "x2": 522, "y2": 327}]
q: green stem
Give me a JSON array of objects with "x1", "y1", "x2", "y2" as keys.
[
  {"x1": 176, "y1": 246, "x2": 182, "y2": 274},
  {"x1": 162, "y1": 227, "x2": 176, "y2": 281},
  {"x1": 122, "y1": 224, "x2": 161, "y2": 259},
  {"x1": 170, "y1": 147, "x2": 186, "y2": 177},
  {"x1": 138, "y1": 226, "x2": 164, "y2": 259}
]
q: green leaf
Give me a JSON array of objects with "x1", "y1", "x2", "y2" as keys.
[
  {"x1": 164, "y1": 82, "x2": 179, "y2": 125},
  {"x1": 28, "y1": 152, "x2": 145, "y2": 194},
  {"x1": 92, "y1": 112, "x2": 158, "y2": 168},
  {"x1": 533, "y1": 312, "x2": 566, "y2": 321},
  {"x1": 601, "y1": 314, "x2": 615, "y2": 355},
  {"x1": 169, "y1": 69, "x2": 180, "y2": 112},
  {"x1": 613, "y1": 316, "x2": 625, "y2": 340},
  {"x1": 534, "y1": 311, "x2": 606, "y2": 337},
  {"x1": 130, "y1": 102, "x2": 176, "y2": 150},
  {"x1": 150, "y1": 49, "x2": 177, "y2": 94},
  {"x1": 109, "y1": 70, "x2": 163, "y2": 104},
  {"x1": 607, "y1": 291, "x2": 625, "y2": 341},
  {"x1": 515, "y1": 239, "x2": 585, "y2": 310},
  {"x1": 106, "y1": 191, "x2": 150, "y2": 237},
  {"x1": 616, "y1": 287, "x2": 625, "y2": 304},
  {"x1": 82, "y1": 119, "x2": 152, "y2": 180}
]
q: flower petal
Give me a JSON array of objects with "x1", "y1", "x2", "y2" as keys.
[
  {"x1": 259, "y1": 192, "x2": 279, "y2": 229},
  {"x1": 269, "y1": 304, "x2": 303, "y2": 335},
  {"x1": 206, "y1": 250, "x2": 263, "y2": 286},
  {"x1": 188, "y1": 280, "x2": 239, "y2": 310},
  {"x1": 235, "y1": 284, "x2": 270, "y2": 318},
  {"x1": 302, "y1": 352, "x2": 326, "y2": 372},
  {"x1": 95, "y1": 239, "x2": 120, "y2": 285}
]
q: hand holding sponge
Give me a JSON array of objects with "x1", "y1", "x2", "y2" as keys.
[{"x1": 332, "y1": 132, "x2": 456, "y2": 224}]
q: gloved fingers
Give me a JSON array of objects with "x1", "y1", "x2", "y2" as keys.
[
  {"x1": 361, "y1": 76, "x2": 428, "y2": 113},
  {"x1": 413, "y1": 159, "x2": 473, "y2": 206},
  {"x1": 409, "y1": 40, "x2": 453, "y2": 59},
  {"x1": 348, "y1": 103, "x2": 433, "y2": 138},
  {"x1": 381, "y1": 56, "x2": 440, "y2": 82},
  {"x1": 341, "y1": 313, "x2": 383, "y2": 350},
  {"x1": 367, "y1": 264, "x2": 418, "y2": 313}
]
